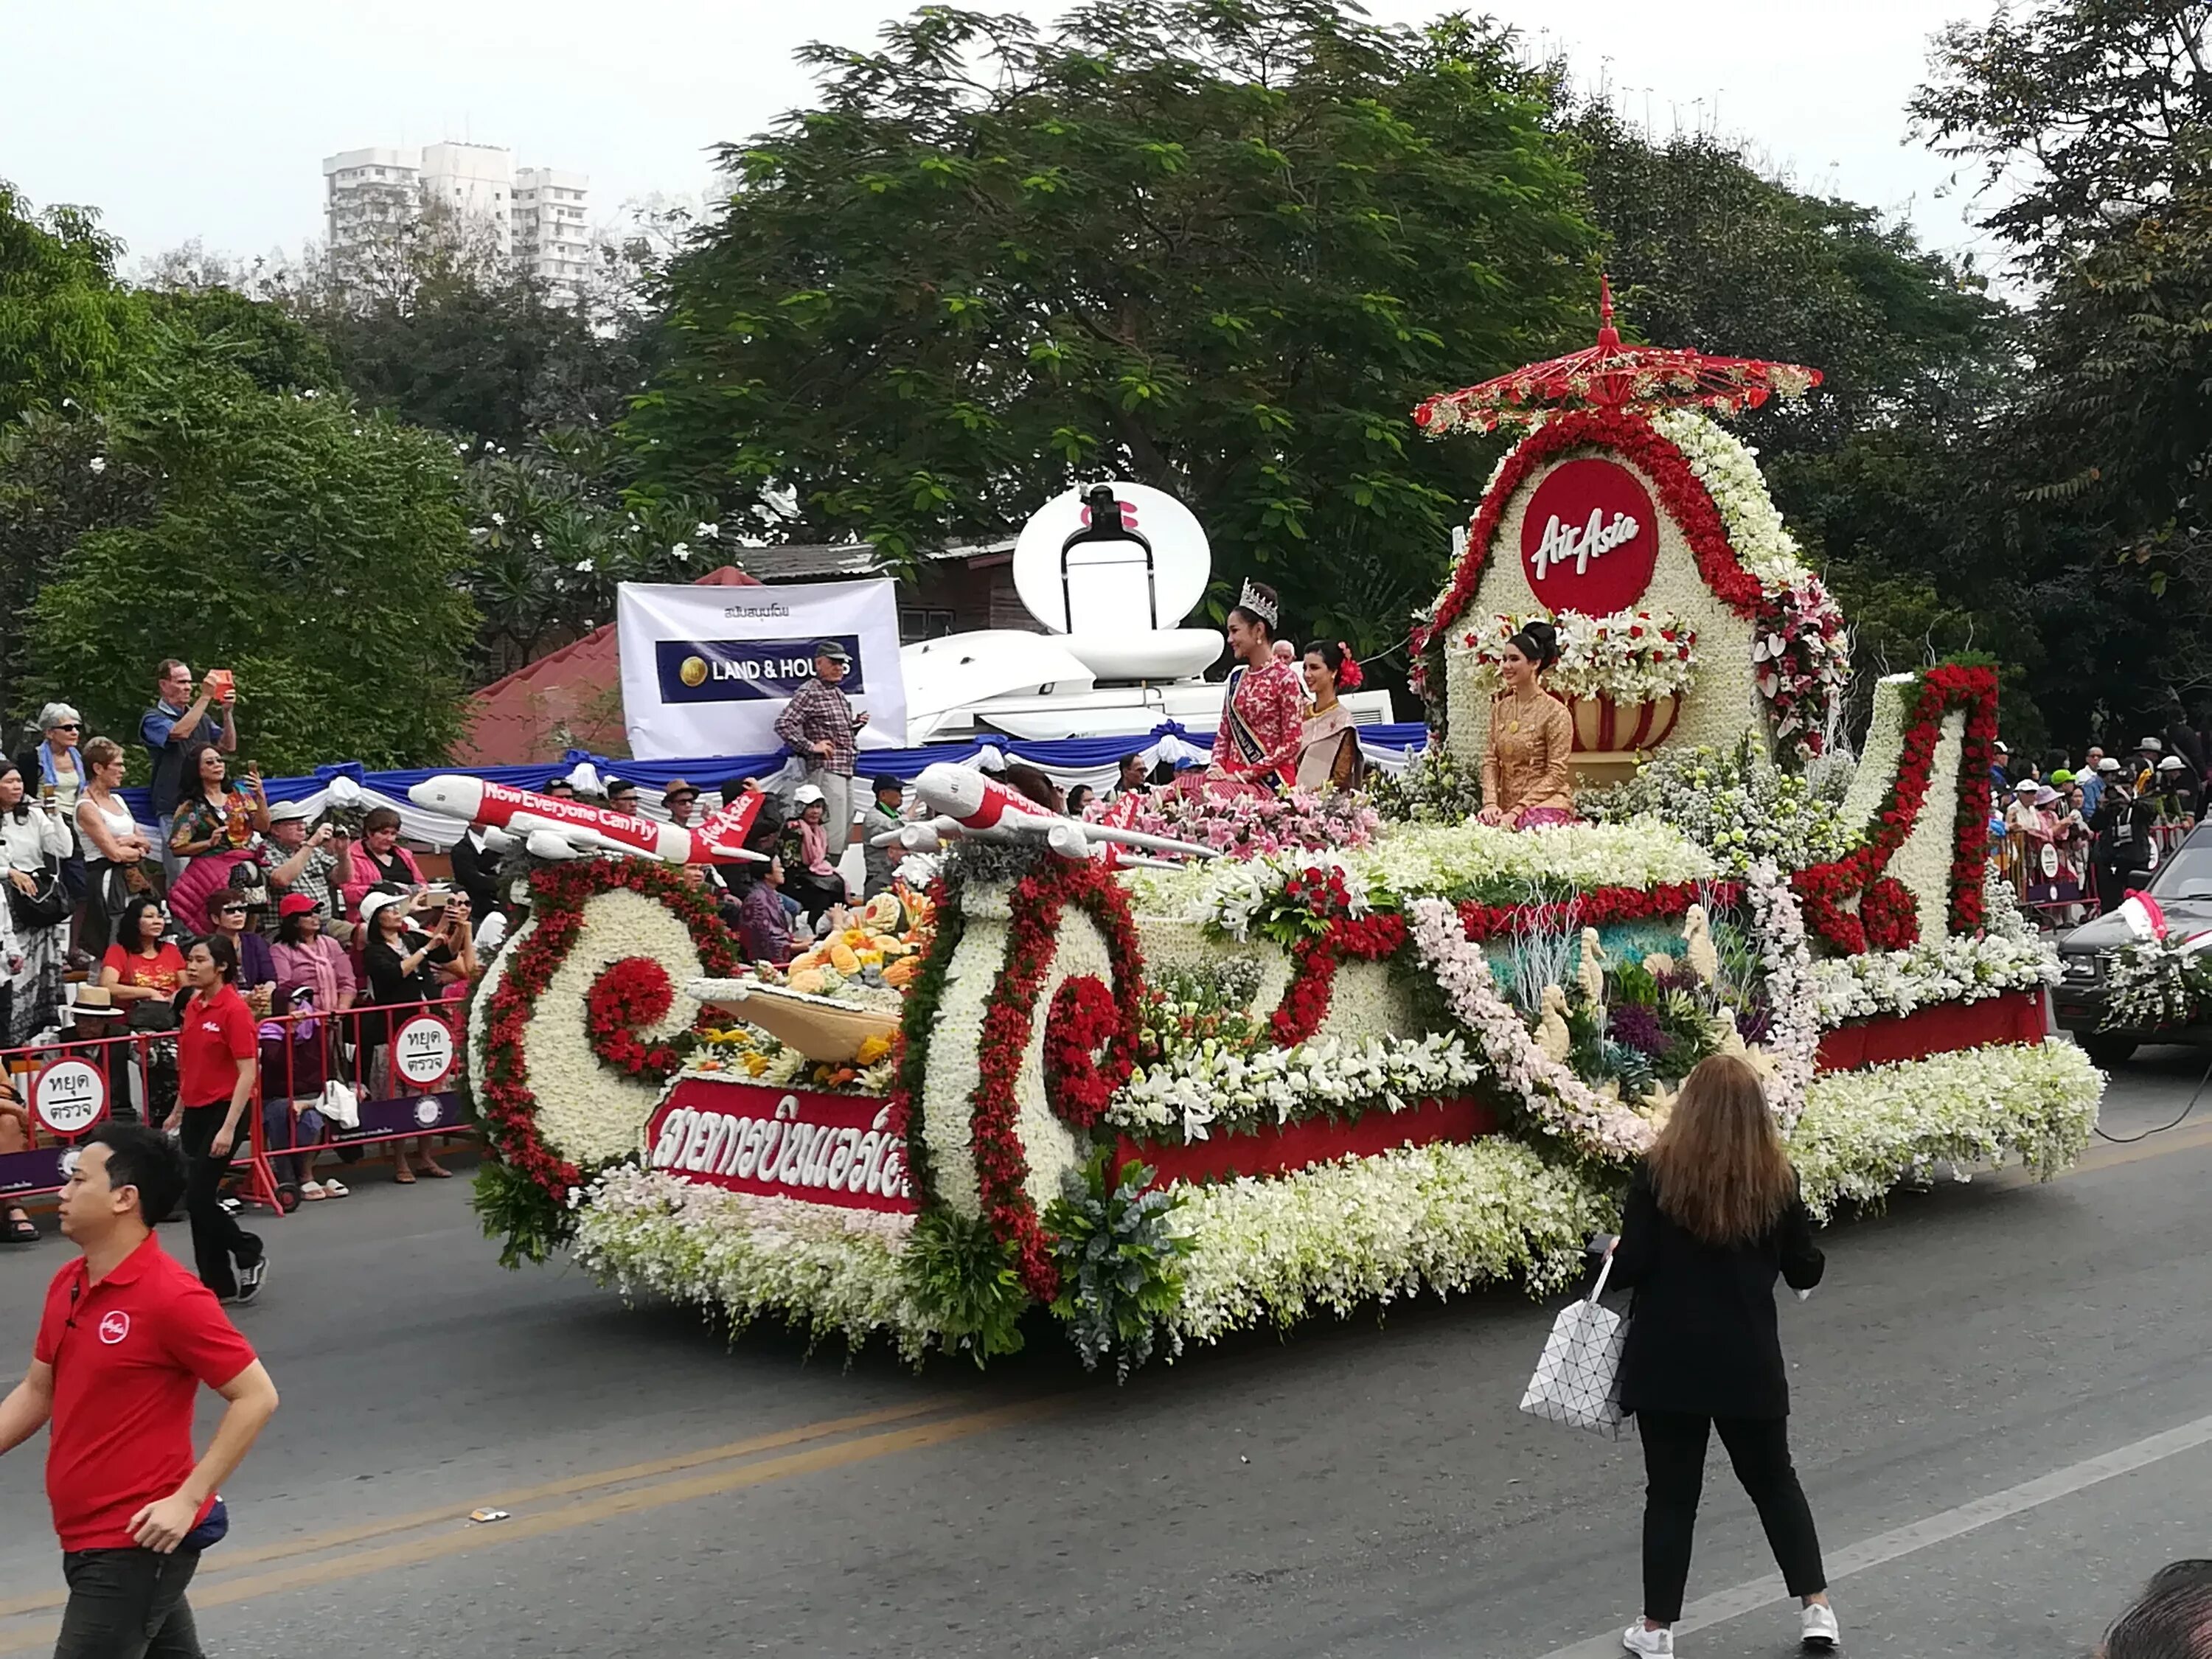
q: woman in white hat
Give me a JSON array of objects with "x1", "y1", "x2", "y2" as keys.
[
  {"x1": 779, "y1": 785, "x2": 846, "y2": 928},
  {"x1": 358, "y1": 887, "x2": 476, "y2": 1183}
]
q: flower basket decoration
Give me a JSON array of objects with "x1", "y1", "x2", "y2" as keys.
[{"x1": 1457, "y1": 608, "x2": 1696, "y2": 754}]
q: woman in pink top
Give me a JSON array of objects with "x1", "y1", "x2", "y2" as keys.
[
  {"x1": 267, "y1": 894, "x2": 358, "y2": 1199},
  {"x1": 338, "y1": 806, "x2": 425, "y2": 919}
]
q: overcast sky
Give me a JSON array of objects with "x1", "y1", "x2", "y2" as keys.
[{"x1": 4, "y1": 0, "x2": 2005, "y2": 278}]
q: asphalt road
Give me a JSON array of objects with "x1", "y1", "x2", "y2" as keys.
[{"x1": 3, "y1": 1041, "x2": 2210, "y2": 1659}]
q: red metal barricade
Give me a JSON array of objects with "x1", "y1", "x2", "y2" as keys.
[
  {"x1": 0, "y1": 995, "x2": 474, "y2": 1220},
  {"x1": 243, "y1": 998, "x2": 473, "y2": 1215}
]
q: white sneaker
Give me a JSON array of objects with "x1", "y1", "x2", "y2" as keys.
[
  {"x1": 1622, "y1": 1624, "x2": 1674, "y2": 1656},
  {"x1": 1801, "y1": 1602, "x2": 1840, "y2": 1650}
]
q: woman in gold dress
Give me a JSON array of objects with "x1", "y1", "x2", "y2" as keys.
[
  {"x1": 1294, "y1": 641, "x2": 1366, "y2": 792},
  {"x1": 1478, "y1": 619, "x2": 1576, "y2": 828}
]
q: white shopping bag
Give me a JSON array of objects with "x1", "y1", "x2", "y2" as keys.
[
  {"x1": 317, "y1": 1079, "x2": 361, "y2": 1130},
  {"x1": 1518, "y1": 1253, "x2": 1630, "y2": 1439}
]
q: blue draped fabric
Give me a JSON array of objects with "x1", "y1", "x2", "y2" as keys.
[{"x1": 118, "y1": 723, "x2": 1433, "y2": 817}]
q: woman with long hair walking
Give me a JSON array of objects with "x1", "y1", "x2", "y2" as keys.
[{"x1": 1610, "y1": 1054, "x2": 1836, "y2": 1655}]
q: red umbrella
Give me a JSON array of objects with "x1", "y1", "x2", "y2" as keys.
[{"x1": 1412, "y1": 277, "x2": 1822, "y2": 437}]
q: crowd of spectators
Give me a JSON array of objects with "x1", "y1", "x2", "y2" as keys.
[
  {"x1": 1992, "y1": 727, "x2": 2208, "y2": 917},
  {"x1": 0, "y1": 659, "x2": 490, "y2": 1254}
]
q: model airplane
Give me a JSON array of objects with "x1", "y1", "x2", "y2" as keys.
[
  {"x1": 870, "y1": 762, "x2": 1215, "y2": 867},
  {"x1": 407, "y1": 776, "x2": 767, "y2": 865}
]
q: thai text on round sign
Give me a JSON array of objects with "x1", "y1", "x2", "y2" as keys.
[
  {"x1": 393, "y1": 1014, "x2": 456, "y2": 1088},
  {"x1": 33, "y1": 1057, "x2": 108, "y2": 1137}
]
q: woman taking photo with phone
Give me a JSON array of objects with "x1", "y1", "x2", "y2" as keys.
[
  {"x1": 0, "y1": 759, "x2": 74, "y2": 1046},
  {"x1": 358, "y1": 888, "x2": 474, "y2": 1183},
  {"x1": 1607, "y1": 1053, "x2": 1836, "y2": 1655}
]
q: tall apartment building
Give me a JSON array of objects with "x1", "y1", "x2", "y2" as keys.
[
  {"x1": 514, "y1": 167, "x2": 594, "y2": 295},
  {"x1": 321, "y1": 142, "x2": 589, "y2": 301}
]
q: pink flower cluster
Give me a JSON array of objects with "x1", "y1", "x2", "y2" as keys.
[{"x1": 1102, "y1": 786, "x2": 1380, "y2": 859}]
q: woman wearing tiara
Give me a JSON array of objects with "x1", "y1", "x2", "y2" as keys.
[
  {"x1": 1206, "y1": 580, "x2": 1304, "y2": 786},
  {"x1": 1295, "y1": 641, "x2": 1366, "y2": 791},
  {"x1": 1480, "y1": 619, "x2": 1577, "y2": 828}
]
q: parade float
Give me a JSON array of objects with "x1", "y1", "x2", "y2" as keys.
[{"x1": 462, "y1": 291, "x2": 2101, "y2": 1374}]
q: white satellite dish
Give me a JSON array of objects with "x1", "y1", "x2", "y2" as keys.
[{"x1": 1012, "y1": 481, "x2": 1211, "y2": 635}]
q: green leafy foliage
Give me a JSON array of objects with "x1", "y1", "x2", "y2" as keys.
[
  {"x1": 630, "y1": 1, "x2": 1601, "y2": 652},
  {"x1": 22, "y1": 330, "x2": 479, "y2": 773},
  {"x1": 0, "y1": 180, "x2": 143, "y2": 422},
  {"x1": 1045, "y1": 1151, "x2": 1192, "y2": 1380},
  {"x1": 900, "y1": 1206, "x2": 1029, "y2": 1366},
  {"x1": 1907, "y1": 0, "x2": 2212, "y2": 745},
  {"x1": 472, "y1": 1155, "x2": 574, "y2": 1270}
]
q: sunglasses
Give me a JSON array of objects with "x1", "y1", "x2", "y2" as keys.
[
  {"x1": 52, "y1": 723, "x2": 79, "y2": 732},
  {"x1": 218, "y1": 904, "x2": 249, "y2": 916}
]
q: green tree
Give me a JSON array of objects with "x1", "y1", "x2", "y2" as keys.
[
  {"x1": 272, "y1": 203, "x2": 646, "y2": 450},
  {"x1": 24, "y1": 328, "x2": 479, "y2": 773},
  {"x1": 462, "y1": 425, "x2": 731, "y2": 681},
  {"x1": 1562, "y1": 108, "x2": 2034, "y2": 731},
  {"x1": 628, "y1": 0, "x2": 1600, "y2": 650},
  {"x1": 0, "y1": 181, "x2": 144, "y2": 423},
  {"x1": 1913, "y1": 0, "x2": 2212, "y2": 739}
]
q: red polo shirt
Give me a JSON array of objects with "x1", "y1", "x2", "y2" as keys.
[
  {"x1": 34, "y1": 1234, "x2": 258, "y2": 1551},
  {"x1": 178, "y1": 985, "x2": 255, "y2": 1109}
]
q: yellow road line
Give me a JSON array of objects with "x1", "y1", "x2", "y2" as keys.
[
  {"x1": 0, "y1": 1394, "x2": 969, "y2": 1619},
  {"x1": 0, "y1": 1397, "x2": 1063, "y2": 1654}
]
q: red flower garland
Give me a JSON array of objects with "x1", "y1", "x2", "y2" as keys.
[
  {"x1": 1042, "y1": 976, "x2": 1123, "y2": 1130},
  {"x1": 476, "y1": 860, "x2": 743, "y2": 1205},
  {"x1": 585, "y1": 957, "x2": 686, "y2": 1079},
  {"x1": 1792, "y1": 663, "x2": 1998, "y2": 950},
  {"x1": 1858, "y1": 877, "x2": 1921, "y2": 951},
  {"x1": 1454, "y1": 880, "x2": 1742, "y2": 944},
  {"x1": 961, "y1": 858, "x2": 1147, "y2": 1301},
  {"x1": 1267, "y1": 911, "x2": 1409, "y2": 1046}
]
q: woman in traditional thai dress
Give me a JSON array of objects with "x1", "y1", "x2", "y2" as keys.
[
  {"x1": 1479, "y1": 619, "x2": 1576, "y2": 828},
  {"x1": 1206, "y1": 580, "x2": 1303, "y2": 787},
  {"x1": 1295, "y1": 641, "x2": 1366, "y2": 792}
]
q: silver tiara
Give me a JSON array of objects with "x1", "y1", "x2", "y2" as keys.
[{"x1": 1237, "y1": 579, "x2": 1279, "y2": 628}]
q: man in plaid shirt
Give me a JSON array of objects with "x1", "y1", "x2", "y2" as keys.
[{"x1": 774, "y1": 641, "x2": 867, "y2": 857}]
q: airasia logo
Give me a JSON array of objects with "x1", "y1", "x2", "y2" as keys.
[
  {"x1": 98, "y1": 1310, "x2": 130, "y2": 1345},
  {"x1": 1520, "y1": 458, "x2": 1659, "y2": 615}
]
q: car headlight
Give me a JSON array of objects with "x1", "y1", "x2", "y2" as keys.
[{"x1": 2061, "y1": 954, "x2": 2101, "y2": 984}]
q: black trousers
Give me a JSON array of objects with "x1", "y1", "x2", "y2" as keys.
[
  {"x1": 55, "y1": 1548, "x2": 204, "y2": 1659},
  {"x1": 1637, "y1": 1411, "x2": 1826, "y2": 1624},
  {"x1": 176, "y1": 1102, "x2": 261, "y2": 1301}
]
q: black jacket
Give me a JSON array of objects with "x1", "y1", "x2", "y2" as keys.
[
  {"x1": 446, "y1": 830, "x2": 503, "y2": 919},
  {"x1": 2091, "y1": 791, "x2": 2157, "y2": 870},
  {"x1": 1610, "y1": 1161, "x2": 1823, "y2": 1420}
]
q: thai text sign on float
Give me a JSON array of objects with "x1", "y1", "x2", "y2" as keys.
[
  {"x1": 1520, "y1": 458, "x2": 1659, "y2": 616},
  {"x1": 646, "y1": 1082, "x2": 918, "y2": 1213}
]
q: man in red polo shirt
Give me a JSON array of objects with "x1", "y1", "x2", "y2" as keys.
[{"x1": 0, "y1": 1121, "x2": 279, "y2": 1657}]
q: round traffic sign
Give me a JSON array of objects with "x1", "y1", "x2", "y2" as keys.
[
  {"x1": 32, "y1": 1057, "x2": 108, "y2": 1138},
  {"x1": 392, "y1": 1013, "x2": 456, "y2": 1089}
]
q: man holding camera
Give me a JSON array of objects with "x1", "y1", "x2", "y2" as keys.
[{"x1": 142, "y1": 661, "x2": 238, "y2": 884}]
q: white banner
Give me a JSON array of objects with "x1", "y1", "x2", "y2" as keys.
[{"x1": 616, "y1": 579, "x2": 908, "y2": 761}]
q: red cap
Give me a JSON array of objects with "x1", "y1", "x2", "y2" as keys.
[{"x1": 278, "y1": 894, "x2": 319, "y2": 919}]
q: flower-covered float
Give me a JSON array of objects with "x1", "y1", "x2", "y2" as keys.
[{"x1": 464, "y1": 298, "x2": 2101, "y2": 1374}]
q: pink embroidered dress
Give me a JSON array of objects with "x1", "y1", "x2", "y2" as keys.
[{"x1": 1208, "y1": 659, "x2": 1304, "y2": 786}]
